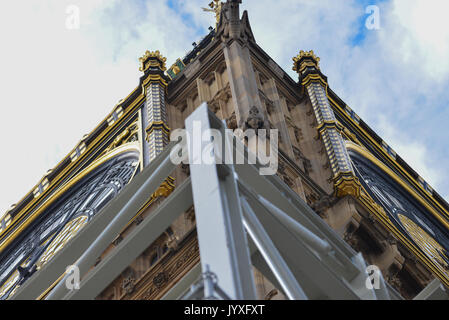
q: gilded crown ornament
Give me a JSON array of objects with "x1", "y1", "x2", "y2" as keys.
[
  {"x1": 139, "y1": 50, "x2": 167, "y2": 72},
  {"x1": 292, "y1": 50, "x2": 321, "y2": 73}
]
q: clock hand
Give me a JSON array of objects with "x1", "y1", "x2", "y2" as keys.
[
  {"x1": 0, "y1": 258, "x2": 35, "y2": 300},
  {"x1": 351, "y1": 159, "x2": 389, "y2": 209}
]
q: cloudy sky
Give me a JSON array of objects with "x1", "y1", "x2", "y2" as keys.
[{"x1": 0, "y1": 0, "x2": 448, "y2": 216}]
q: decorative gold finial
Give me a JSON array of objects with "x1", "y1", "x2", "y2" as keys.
[
  {"x1": 139, "y1": 50, "x2": 167, "y2": 72},
  {"x1": 292, "y1": 50, "x2": 321, "y2": 73},
  {"x1": 202, "y1": 0, "x2": 223, "y2": 28}
]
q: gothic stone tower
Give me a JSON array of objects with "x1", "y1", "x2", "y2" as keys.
[{"x1": 1, "y1": 1, "x2": 449, "y2": 300}]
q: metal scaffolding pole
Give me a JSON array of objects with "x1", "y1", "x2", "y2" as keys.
[
  {"x1": 257, "y1": 195, "x2": 332, "y2": 255},
  {"x1": 414, "y1": 279, "x2": 449, "y2": 300},
  {"x1": 185, "y1": 104, "x2": 257, "y2": 300},
  {"x1": 240, "y1": 196, "x2": 308, "y2": 300}
]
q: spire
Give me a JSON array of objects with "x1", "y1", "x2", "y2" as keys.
[
  {"x1": 214, "y1": 0, "x2": 255, "y2": 43},
  {"x1": 227, "y1": 0, "x2": 242, "y2": 39},
  {"x1": 292, "y1": 50, "x2": 361, "y2": 198},
  {"x1": 138, "y1": 49, "x2": 170, "y2": 162},
  {"x1": 138, "y1": 49, "x2": 175, "y2": 214}
]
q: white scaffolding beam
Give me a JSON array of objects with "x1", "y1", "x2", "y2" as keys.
[{"x1": 185, "y1": 104, "x2": 257, "y2": 300}]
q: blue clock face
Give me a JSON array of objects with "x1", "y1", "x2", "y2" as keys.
[
  {"x1": 0, "y1": 151, "x2": 139, "y2": 299},
  {"x1": 349, "y1": 151, "x2": 449, "y2": 276}
]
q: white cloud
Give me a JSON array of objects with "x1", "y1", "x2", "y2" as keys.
[
  {"x1": 391, "y1": 0, "x2": 449, "y2": 79},
  {"x1": 377, "y1": 116, "x2": 443, "y2": 188},
  {"x1": 0, "y1": 0, "x2": 203, "y2": 215}
]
